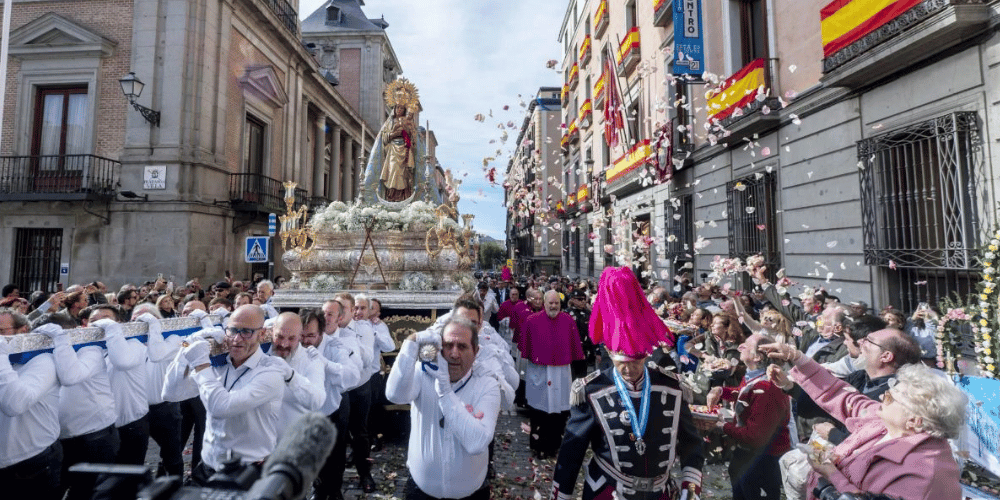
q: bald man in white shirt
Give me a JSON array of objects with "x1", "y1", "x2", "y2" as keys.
[
  {"x1": 310, "y1": 301, "x2": 363, "y2": 500},
  {"x1": 268, "y1": 312, "x2": 326, "y2": 440},
  {"x1": 162, "y1": 305, "x2": 284, "y2": 485}
]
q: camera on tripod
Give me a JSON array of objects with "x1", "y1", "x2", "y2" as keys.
[{"x1": 139, "y1": 458, "x2": 261, "y2": 499}]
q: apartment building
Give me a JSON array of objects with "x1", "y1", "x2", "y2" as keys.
[{"x1": 548, "y1": 0, "x2": 1000, "y2": 309}]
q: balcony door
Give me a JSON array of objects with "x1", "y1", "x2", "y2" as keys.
[
  {"x1": 31, "y1": 86, "x2": 88, "y2": 191},
  {"x1": 242, "y1": 114, "x2": 267, "y2": 203}
]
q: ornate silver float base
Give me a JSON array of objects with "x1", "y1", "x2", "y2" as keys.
[{"x1": 272, "y1": 288, "x2": 462, "y2": 310}]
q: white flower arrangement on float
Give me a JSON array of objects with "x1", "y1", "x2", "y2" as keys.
[
  {"x1": 974, "y1": 231, "x2": 1000, "y2": 378},
  {"x1": 308, "y1": 200, "x2": 457, "y2": 233},
  {"x1": 309, "y1": 273, "x2": 345, "y2": 291},
  {"x1": 400, "y1": 272, "x2": 434, "y2": 291},
  {"x1": 454, "y1": 274, "x2": 478, "y2": 292}
]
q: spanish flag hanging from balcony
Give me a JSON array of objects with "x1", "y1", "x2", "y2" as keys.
[
  {"x1": 821, "y1": 0, "x2": 923, "y2": 58},
  {"x1": 603, "y1": 59, "x2": 625, "y2": 148},
  {"x1": 705, "y1": 58, "x2": 765, "y2": 122}
]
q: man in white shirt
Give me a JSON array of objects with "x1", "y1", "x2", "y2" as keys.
[
  {"x1": 83, "y1": 305, "x2": 151, "y2": 467},
  {"x1": 367, "y1": 297, "x2": 396, "y2": 452},
  {"x1": 162, "y1": 304, "x2": 284, "y2": 486},
  {"x1": 133, "y1": 304, "x2": 185, "y2": 477},
  {"x1": 268, "y1": 312, "x2": 326, "y2": 440},
  {"x1": 369, "y1": 298, "x2": 396, "y2": 355},
  {"x1": 338, "y1": 292, "x2": 378, "y2": 493},
  {"x1": 387, "y1": 316, "x2": 501, "y2": 500},
  {"x1": 38, "y1": 313, "x2": 119, "y2": 500},
  {"x1": 475, "y1": 282, "x2": 499, "y2": 325},
  {"x1": 310, "y1": 301, "x2": 363, "y2": 500},
  {"x1": 0, "y1": 309, "x2": 62, "y2": 500},
  {"x1": 177, "y1": 301, "x2": 209, "y2": 472}
]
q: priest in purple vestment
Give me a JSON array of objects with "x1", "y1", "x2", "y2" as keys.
[{"x1": 521, "y1": 289, "x2": 585, "y2": 458}]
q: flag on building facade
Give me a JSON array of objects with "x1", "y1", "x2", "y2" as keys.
[{"x1": 603, "y1": 58, "x2": 624, "y2": 149}]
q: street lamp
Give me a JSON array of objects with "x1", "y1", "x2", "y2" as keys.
[{"x1": 119, "y1": 72, "x2": 160, "y2": 127}]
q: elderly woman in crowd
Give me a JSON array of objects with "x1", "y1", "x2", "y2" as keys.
[
  {"x1": 763, "y1": 342, "x2": 964, "y2": 500},
  {"x1": 156, "y1": 294, "x2": 177, "y2": 318}
]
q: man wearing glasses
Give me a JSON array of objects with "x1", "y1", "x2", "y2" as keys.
[
  {"x1": 768, "y1": 327, "x2": 923, "y2": 500},
  {"x1": 162, "y1": 304, "x2": 285, "y2": 486}
]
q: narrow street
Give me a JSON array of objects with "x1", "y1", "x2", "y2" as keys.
[{"x1": 146, "y1": 408, "x2": 734, "y2": 499}]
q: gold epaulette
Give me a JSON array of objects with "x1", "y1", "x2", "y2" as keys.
[{"x1": 570, "y1": 370, "x2": 601, "y2": 406}]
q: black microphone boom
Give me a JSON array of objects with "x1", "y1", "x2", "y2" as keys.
[{"x1": 245, "y1": 412, "x2": 337, "y2": 500}]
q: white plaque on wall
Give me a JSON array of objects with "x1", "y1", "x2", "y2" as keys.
[{"x1": 143, "y1": 166, "x2": 166, "y2": 190}]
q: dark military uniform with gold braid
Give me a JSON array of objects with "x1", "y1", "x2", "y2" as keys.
[{"x1": 551, "y1": 366, "x2": 704, "y2": 500}]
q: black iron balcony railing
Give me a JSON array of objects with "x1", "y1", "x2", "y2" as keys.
[
  {"x1": 229, "y1": 173, "x2": 307, "y2": 215},
  {"x1": 260, "y1": 0, "x2": 299, "y2": 36},
  {"x1": 0, "y1": 154, "x2": 119, "y2": 200}
]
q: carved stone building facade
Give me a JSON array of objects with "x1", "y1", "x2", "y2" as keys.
[
  {"x1": 547, "y1": 0, "x2": 1000, "y2": 310},
  {"x1": 301, "y1": 0, "x2": 401, "y2": 132},
  {"x1": 506, "y1": 87, "x2": 564, "y2": 276},
  {"x1": 0, "y1": 0, "x2": 378, "y2": 289}
]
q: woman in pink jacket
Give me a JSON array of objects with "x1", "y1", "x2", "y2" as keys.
[{"x1": 763, "y1": 340, "x2": 966, "y2": 500}]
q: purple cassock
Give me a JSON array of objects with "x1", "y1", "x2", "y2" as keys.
[
  {"x1": 510, "y1": 302, "x2": 533, "y2": 346},
  {"x1": 520, "y1": 311, "x2": 585, "y2": 366}
]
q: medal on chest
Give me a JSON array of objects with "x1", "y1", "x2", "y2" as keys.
[{"x1": 613, "y1": 366, "x2": 651, "y2": 456}]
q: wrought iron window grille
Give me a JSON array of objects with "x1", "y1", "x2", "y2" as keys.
[
  {"x1": 727, "y1": 171, "x2": 780, "y2": 288},
  {"x1": 858, "y1": 111, "x2": 984, "y2": 313}
]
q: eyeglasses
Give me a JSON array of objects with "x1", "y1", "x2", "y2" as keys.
[
  {"x1": 225, "y1": 327, "x2": 261, "y2": 339},
  {"x1": 860, "y1": 336, "x2": 887, "y2": 350}
]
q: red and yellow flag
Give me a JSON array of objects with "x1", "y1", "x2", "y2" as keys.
[
  {"x1": 821, "y1": 0, "x2": 923, "y2": 58},
  {"x1": 706, "y1": 58, "x2": 765, "y2": 122}
]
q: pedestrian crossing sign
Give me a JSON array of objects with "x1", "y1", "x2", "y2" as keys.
[{"x1": 245, "y1": 236, "x2": 269, "y2": 263}]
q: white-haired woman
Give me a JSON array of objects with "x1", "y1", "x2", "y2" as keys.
[{"x1": 764, "y1": 342, "x2": 965, "y2": 500}]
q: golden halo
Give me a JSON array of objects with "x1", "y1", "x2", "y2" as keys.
[{"x1": 385, "y1": 78, "x2": 420, "y2": 114}]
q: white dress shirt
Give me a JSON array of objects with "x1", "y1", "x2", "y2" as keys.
[
  {"x1": 346, "y1": 320, "x2": 377, "y2": 383},
  {"x1": 162, "y1": 347, "x2": 284, "y2": 470},
  {"x1": 273, "y1": 346, "x2": 326, "y2": 440},
  {"x1": 317, "y1": 331, "x2": 362, "y2": 415},
  {"x1": 428, "y1": 313, "x2": 519, "y2": 409},
  {"x1": 52, "y1": 341, "x2": 116, "y2": 438},
  {"x1": 146, "y1": 328, "x2": 184, "y2": 405},
  {"x1": 372, "y1": 320, "x2": 395, "y2": 353},
  {"x1": 822, "y1": 353, "x2": 866, "y2": 379},
  {"x1": 105, "y1": 336, "x2": 149, "y2": 426},
  {"x1": 386, "y1": 340, "x2": 500, "y2": 498},
  {"x1": 476, "y1": 291, "x2": 499, "y2": 318},
  {"x1": 0, "y1": 353, "x2": 61, "y2": 468}
]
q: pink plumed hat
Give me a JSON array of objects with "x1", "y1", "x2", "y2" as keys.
[{"x1": 589, "y1": 267, "x2": 670, "y2": 359}]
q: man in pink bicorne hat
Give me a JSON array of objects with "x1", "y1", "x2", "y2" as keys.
[{"x1": 551, "y1": 267, "x2": 704, "y2": 500}]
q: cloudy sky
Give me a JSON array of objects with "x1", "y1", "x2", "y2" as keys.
[{"x1": 298, "y1": 0, "x2": 567, "y2": 244}]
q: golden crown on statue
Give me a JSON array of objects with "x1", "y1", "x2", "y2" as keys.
[
  {"x1": 278, "y1": 181, "x2": 317, "y2": 257},
  {"x1": 385, "y1": 78, "x2": 420, "y2": 114}
]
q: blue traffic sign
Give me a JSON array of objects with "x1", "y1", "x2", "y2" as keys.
[
  {"x1": 268, "y1": 213, "x2": 277, "y2": 237},
  {"x1": 245, "y1": 236, "x2": 269, "y2": 263}
]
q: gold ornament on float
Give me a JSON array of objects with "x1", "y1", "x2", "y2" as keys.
[
  {"x1": 385, "y1": 78, "x2": 420, "y2": 114},
  {"x1": 278, "y1": 181, "x2": 317, "y2": 257}
]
